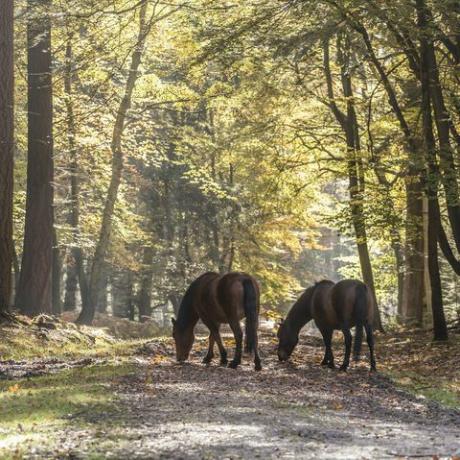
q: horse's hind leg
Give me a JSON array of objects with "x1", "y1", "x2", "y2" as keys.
[
  {"x1": 365, "y1": 324, "x2": 377, "y2": 372},
  {"x1": 320, "y1": 329, "x2": 334, "y2": 369},
  {"x1": 339, "y1": 324, "x2": 352, "y2": 372},
  {"x1": 202, "y1": 333, "x2": 215, "y2": 364},
  {"x1": 253, "y1": 331, "x2": 262, "y2": 371},
  {"x1": 228, "y1": 319, "x2": 243, "y2": 369}
]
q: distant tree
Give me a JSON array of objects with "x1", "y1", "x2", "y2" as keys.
[
  {"x1": 0, "y1": 0, "x2": 14, "y2": 313},
  {"x1": 77, "y1": 1, "x2": 153, "y2": 324},
  {"x1": 16, "y1": 0, "x2": 54, "y2": 316}
]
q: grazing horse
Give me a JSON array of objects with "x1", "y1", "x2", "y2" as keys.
[
  {"x1": 277, "y1": 279, "x2": 376, "y2": 371},
  {"x1": 172, "y1": 272, "x2": 262, "y2": 371}
]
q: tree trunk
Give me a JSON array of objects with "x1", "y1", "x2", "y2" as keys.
[
  {"x1": 418, "y1": 0, "x2": 448, "y2": 340},
  {"x1": 138, "y1": 246, "x2": 154, "y2": 321},
  {"x1": 78, "y1": 2, "x2": 150, "y2": 325},
  {"x1": 52, "y1": 229, "x2": 62, "y2": 315},
  {"x1": 0, "y1": 0, "x2": 14, "y2": 313},
  {"x1": 63, "y1": 254, "x2": 77, "y2": 311},
  {"x1": 353, "y1": 20, "x2": 426, "y2": 324},
  {"x1": 401, "y1": 176, "x2": 425, "y2": 326},
  {"x1": 335, "y1": 33, "x2": 383, "y2": 330},
  {"x1": 414, "y1": 0, "x2": 460, "y2": 254},
  {"x1": 63, "y1": 27, "x2": 92, "y2": 316},
  {"x1": 16, "y1": 0, "x2": 54, "y2": 316},
  {"x1": 96, "y1": 266, "x2": 108, "y2": 313}
]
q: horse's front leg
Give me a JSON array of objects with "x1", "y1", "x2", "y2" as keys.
[
  {"x1": 340, "y1": 323, "x2": 352, "y2": 372},
  {"x1": 228, "y1": 319, "x2": 243, "y2": 369},
  {"x1": 202, "y1": 333, "x2": 215, "y2": 364},
  {"x1": 320, "y1": 328, "x2": 334, "y2": 369}
]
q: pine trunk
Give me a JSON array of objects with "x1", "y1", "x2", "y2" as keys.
[
  {"x1": 16, "y1": 0, "x2": 54, "y2": 316},
  {"x1": 0, "y1": 0, "x2": 14, "y2": 313}
]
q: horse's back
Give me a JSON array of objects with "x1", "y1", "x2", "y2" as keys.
[
  {"x1": 312, "y1": 280, "x2": 337, "y2": 330},
  {"x1": 331, "y1": 279, "x2": 374, "y2": 327},
  {"x1": 217, "y1": 272, "x2": 259, "y2": 321}
]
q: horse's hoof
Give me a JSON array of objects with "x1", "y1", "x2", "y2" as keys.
[
  {"x1": 255, "y1": 364, "x2": 262, "y2": 371},
  {"x1": 219, "y1": 358, "x2": 228, "y2": 366},
  {"x1": 320, "y1": 360, "x2": 328, "y2": 366},
  {"x1": 228, "y1": 361, "x2": 239, "y2": 369},
  {"x1": 202, "y1": 357, "x2": 213, "y2": 365},
  {"x1": 370, "y1": 366, "x2": 377, "y2": 373},
  {"x1": 328, "y1": 363, "x2": 336, "y2": 369},
  {"x1": 339, "y1": 366, "x2": 348, "y2": 372}
]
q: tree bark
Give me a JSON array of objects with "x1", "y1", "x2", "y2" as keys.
[
  {"x1": 16, "y1": 0, "x2": 54, "y2": 316},
  {"x1": 78, "y1": 2, "x2": 150, "y2": 324},
  {"x1": 418, "y1": 0, "x2": 448, "y2": 340},
  {"x1": 0, "y1": 0, "x2": 14, "y2": 313}
]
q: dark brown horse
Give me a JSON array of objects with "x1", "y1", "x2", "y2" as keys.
[
  {"x1": 172, "y1": 272, "x2": 262, "y2": 371},
  {"x1": 277, "y1": 279, "x2": 376, "y2": 371}
]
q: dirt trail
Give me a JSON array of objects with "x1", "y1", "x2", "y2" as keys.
[{"x1": 25, "y1": 331, "x2": 460, "y2": 459}]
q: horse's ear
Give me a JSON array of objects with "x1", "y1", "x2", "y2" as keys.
[
  {"x1": 171, "y1": 317, "x2": 176, "y2": 326},
  {"x1": 279, "y1": 318, "x2": 284, "y2": 325}
]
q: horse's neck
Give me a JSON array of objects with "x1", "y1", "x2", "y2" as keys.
[
  {"x1": 286, "y1": 299, "x2": 312, "y2": 335},
  {"x1": 176, "y1": 296, "x2": 199, "y2": 330}
]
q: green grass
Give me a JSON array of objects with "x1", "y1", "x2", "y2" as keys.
[
  {"x1": 387, "y1": 370, "x2": 460, "y2": 409},
  {"x1": 0, "y1": 363, "x2": 137, "y2": 458}
]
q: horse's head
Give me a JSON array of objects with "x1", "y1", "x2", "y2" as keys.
[
  {"x1": 277, "y1": 319, "x2": 298, "y2": 361},
  {"x1": 172, "y1": 318, "x2": 194, "y2": 362}
]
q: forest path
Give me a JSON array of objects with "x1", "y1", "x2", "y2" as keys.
[{"x1": 29, "y1": 331, "x2": 460, "y2": 460}]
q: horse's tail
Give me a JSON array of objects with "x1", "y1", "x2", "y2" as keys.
[
  {"x1": 243, "y1": 279, "x2": 258, "y2": 354},
  {"x1": 353, "y1": 282, "x2": 368, "y2": 362}
]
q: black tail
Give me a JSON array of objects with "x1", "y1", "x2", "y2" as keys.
[
  {"x1": 353, "y1": 283, "x2": 368, "y2": 361},
  {"x1": 243, "y1": 279, "x2": 258, "y2": 354}
]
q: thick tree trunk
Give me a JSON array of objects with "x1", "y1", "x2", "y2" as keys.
[
  {"x1": 16, "y1": 0, "x2": 54, "y2": 316},
  {"x1": 0, "y1": 0, "x2": 14, "y2": 312},
  {"x1": 78, "y1": 3, "x2": 150, "y2": 325},
  {"x1": 401, "y1": 177, "x2": 425, "y2": 326}
]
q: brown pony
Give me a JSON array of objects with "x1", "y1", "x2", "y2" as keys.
[
  {"x1": 277, "y1": 279, "x2": 376, "y2": 371},
  {"x1": 172, "y1": 272, "x2": 262, "y2": 371}
]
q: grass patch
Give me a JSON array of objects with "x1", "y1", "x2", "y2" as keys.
[
  {"x1": 0, "y1": 324, "x2": 168, "y2": 361},
  {"x1": 0, "y1": 363, "x2": 137, "y2": 458},
  {"x1": 387, "y1": 370, "x2": 460, "y2": 409}
]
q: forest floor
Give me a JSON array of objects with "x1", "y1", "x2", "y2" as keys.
[{"x1": 0, "y1": 322, "x2": 459, "y2": 459}]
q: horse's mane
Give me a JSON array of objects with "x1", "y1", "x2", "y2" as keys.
[
  {"x1": 285, "y1": 280, "x2": 334, "y2": 328},
  {"x1": 176, "y1": 272, "x2": 215, "y2": 329},
  {"x1": 314, "y1": 279, "x2": 334, "y2": 287}
]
